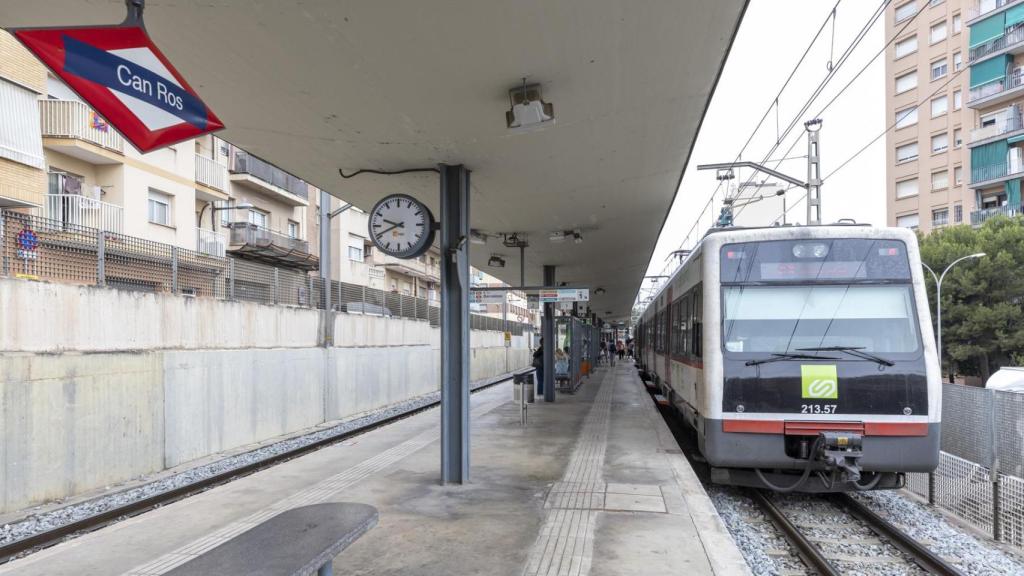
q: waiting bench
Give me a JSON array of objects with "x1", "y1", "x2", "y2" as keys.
[{"x1": 167, "y1": 503, "x2": 378, "y2": 576}]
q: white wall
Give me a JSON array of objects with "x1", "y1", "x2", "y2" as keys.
[{"x1": 0, "y1": 278, "x2": 530, "y2": 512}]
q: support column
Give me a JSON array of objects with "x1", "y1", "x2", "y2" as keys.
[
  {"x1": 440, "y1": 164, "x2": 470, "y2": 484},
  {"x1": 543, "y1": 265, "x2": 556, "y2": 402},
  {"x1": 319, "y1": 189, "x2": 334, "y2": 346}
]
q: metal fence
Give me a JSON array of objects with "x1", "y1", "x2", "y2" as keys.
[
  {"x1": 905, "y1": 384, "x2": 1024, "y2": 549},
  {"x1": 0, "y1": 210, "x2": 532, "y2": 335}
]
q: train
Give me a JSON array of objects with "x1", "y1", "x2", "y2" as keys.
[{"x1": 634, "y1": 224, "x2": 940, "y2": 492}]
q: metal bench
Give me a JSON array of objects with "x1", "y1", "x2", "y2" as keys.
[{"x1": 167, "y1": 503, "x2": 378, "y2": 576}]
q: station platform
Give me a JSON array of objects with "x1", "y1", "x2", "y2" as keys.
[{"x1": 0, "y1": 364, "x2": 749, "y2": 576}]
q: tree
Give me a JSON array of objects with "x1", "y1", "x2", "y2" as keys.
[{"x1": 918, "y1": 216, "x2": 1024, "y2": 382}]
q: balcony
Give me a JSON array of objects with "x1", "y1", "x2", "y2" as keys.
[
  {"x1": 367, "y1": 251, "x2": 440, "y2": 282},
  {"x1": 194, "y1": 155, "x2": 228, "y2": 193},
  {"x1": 971, "y1": 202, "x2": 1023, "y2": 224},
  {"x1": 967, "y1": 0, "x2": 1023, "y2": 22},
  {"x1": 970, "y1": 110, "x2": 1023, "y2": 145},
  {"x1": 969, "y1": 68, "x2": 1024, "y2": 108},
  {"x1": 971, "y1": 154, "x2": 1024, "y2": 185},
  {"x1": 39, "y1": 194, "x2": 123, "y2": 233},
  {"x1": 196, "y1": 228, "x2": 226, "y2": 257},
  {"x1": 970, "y1": 24, "x2": 1024, "y2": 63},
  {"x1": 229, "y1": 152, "x2": 309, "y2": 206},
  {"x1": 226, "y1": 222, "x2": 318, "y2": 270},
  {"x1": 39, "y1": 100, "x2": 124, "y2": 162}
]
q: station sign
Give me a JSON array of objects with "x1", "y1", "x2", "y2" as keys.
[
  {"x1": 13, "y1": 24, "x2": 224, "y2": 152},
  {"x1": 527, "y1": 294, "x2": 539, "y2": 310},
  {"x1": 470, "y1": 291, "x2": 506, "y2": 305},
  {"x1": 538, "y1": 288, "x2": 589, "y2": 303}
]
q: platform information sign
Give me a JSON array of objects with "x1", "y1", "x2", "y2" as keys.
[
  {"x1": 13, "y1": 25, "x2": 224, "y2": 153},
  {"x1": 469, "y1": 291, "x2": 506, "y2": 305},
  {"x1": 538, "y1": 288, "x2": 589, "y2": 303}
]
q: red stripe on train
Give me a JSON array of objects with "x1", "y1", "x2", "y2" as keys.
[{"x1": 722, "y1": 420, "x2": 929, "y2": 437}]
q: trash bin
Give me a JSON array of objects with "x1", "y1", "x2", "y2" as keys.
[{"x1": 514, "y1": 374, "x2": 537, "y2": 403}]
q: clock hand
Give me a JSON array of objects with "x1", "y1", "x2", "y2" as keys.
[
  {"x1": 383, "y1": 219, "x2": 405, "y2": 227},
  {"x1": 375, "y1": 223, "x2": 401, "y2": 238}
]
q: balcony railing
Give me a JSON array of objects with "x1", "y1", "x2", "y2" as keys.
[
  {"x1": 971, "y1": 202, "x2": 1023, "y2": 225},
  {"x1": 228, "y1": 222, "x2": 308, "y2": 253},
  {"x1": 230, "y1": 152, "x2": 308, "y2": 199},
  {"x1": 194, "y1": 155, "x2": 228, "y2": 192},
  {"x1": 970, "y1": 112, "x2": 1024, "y2": 143},
  {"x1": 40, "y1": 194, "x2": 123, "y2": 233},
  {"x1": 970, "y1": 24, "x2": 1024, "y2": 62},
  {"x1": 39, "y1": 100, "x2": 124, "y2": 153},
  {"x1": 197, "y1": 228, "x2": 226, "y2": 257},
  {"x1": 966, "y1": 0, "x2": 1017, "y2": 21},
  {"x1": 969, "y1": 68, "x2": 1024, "y2": 104}
]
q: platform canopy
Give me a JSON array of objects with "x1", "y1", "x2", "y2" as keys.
[{"x1": 4, "y1": 0, "x2": 747, "y2": 322}]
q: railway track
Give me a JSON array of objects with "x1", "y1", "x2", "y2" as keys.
[
  {"x1": 748, "y1": 490, "x2": 965, "y2": 576},
  {"x1": 0, "y1": 373, "x2": 515, "y2": 564}
]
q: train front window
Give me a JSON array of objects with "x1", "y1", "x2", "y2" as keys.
[{"x1": 722, "y1": 285, "x2": 920, "y2": 354}]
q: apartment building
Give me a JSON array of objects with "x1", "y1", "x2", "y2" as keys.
[
  {"x1": 886, "y1": 0, "x2": 969, "y2": 233},
  {"x1": 887, "y1": 0, "x2": 1024, "y2": 231},
  {"x1": 0, "y1": 31, "x2": 47, "y2": 209}
]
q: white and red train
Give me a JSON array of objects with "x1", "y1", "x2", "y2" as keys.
[{"x1": 635, "y1": 225, "x2": 941, "y2": 492}]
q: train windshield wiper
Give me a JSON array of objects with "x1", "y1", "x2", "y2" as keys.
[
  {"x1": 797, "y1": 346, "x2": 895, "y2": 367},
  {"x1": 744, "y1": 352, "x2": 839, "y2": 366}
]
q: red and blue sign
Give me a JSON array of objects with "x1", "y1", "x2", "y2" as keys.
[{"x1": 13, "y1": 25, "x2": 223, "y2": 153}]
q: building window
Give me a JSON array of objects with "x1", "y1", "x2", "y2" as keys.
[
  {"x1": 931, "y1": 94, "x2": 948, "y2": 116},
  {"x1": 347, "y1": 234, "x2": 365, "y2": 262},
  {"x1": 929, "y1": 0, "x2": 944, "y2": 6},
  {"x1": 220, "y1": 207, "x2": 231, "y2": 226},
  {"x1": 897, "y1": 213, "x2": 920, "y2": 229},
  {"x1": 896, "y1": 142, "x2": 919, "y2": 163},
  {"x1": 148, "y1": 190, "x2": 172, "y2": 226},
  {"x1": 369, "y1": 266, "x2": 384, "y2": 279},
  {"x1": 248, "y1": 209, "x2": 268, "y2": 229},
  {"x1": 287, "y1": 220, "x2": 299, "y2": 238},
  {"x1": 930, "y1": 21, "x2": 947, "y2": 44},
  {"x1": 931, "y1": 132, "x2": 948, "y2": 153},
  {"x1": 895, "y1": 106, "x2": 918, "y2": 129},
  {"x1": 896, "y1": 178, "x2": 919, "y2": 199},
  {"x1": 952, "y1": 13, "x2": 961, "y2": 34},
  {"x1": 930, "y1": 59, "x2": 947, "y2": 81},
  {"x1": 932, "y1": 208, "x2": 949, "y2": 227},
  {"x1": 895, "y1": 71, "x2": 917, "y2": 94},
  {"x1": 954, "y1": 165, "x2": 963, "y2": 185},
  {"x1": 953, "y1": 127, "x2": 962, "y2": 148},
  {"x1": 0, "y1": 79, "x2": 45, "y2": 169},
  {"x1": 931, "y1": 170, "x2": 948, "y2": 190},
  {"x1": 895, "y1": 1, "x2": 917, "y2": 23},
  {"x1": 953, "y1": 51, "x2": 962, "y2": 71},
  {"x1": 953, "y1": 89, "x2": 962, "y2": 110},
  {"x1": 954, "y1": 202, "x2": 963, "y2": 223},
  {"x1": 895, "y1": 35, "x2": 918, "y2": 59}
]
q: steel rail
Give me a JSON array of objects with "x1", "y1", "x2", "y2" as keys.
[
  {"x1": 747, "y1": 489, "x2": 842, "y2": 576},
  {"x1": 0, "y1": 373, "x2": 517, "y2": 564},
  {"x1": 834, "y1": 493, "x2": 965, "y2": 576}
]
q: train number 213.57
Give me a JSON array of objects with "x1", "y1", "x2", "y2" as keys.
[{"x1": 801, "y1": 404, "x2": 837, "y2": 414}]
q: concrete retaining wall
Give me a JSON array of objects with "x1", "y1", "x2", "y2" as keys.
[{"x1": 0, "y1": 279, "x2": 531, "y2": 513}]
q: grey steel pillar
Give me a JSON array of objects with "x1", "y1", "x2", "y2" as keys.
[
  {"x1": 440, "y1": 164, "x2": 471, "y2": 484},
  {"x1": 543, "y1": 265, "x2": 556, "y2": 402},
  {"x1": 319, "y1": 189, "x2": 332, "y2": 311}
]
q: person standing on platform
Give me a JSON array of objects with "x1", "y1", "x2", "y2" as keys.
[{"x1": 533, "y1": 338, "x2": 545, "y2": 391}]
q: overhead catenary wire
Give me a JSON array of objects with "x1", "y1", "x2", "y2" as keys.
[
  {"x1": 734, "y1": 0, "x2": 927, "y2": 224},
  {"x1": 774, "y1": 66, "x2": 968, "y2": 224},
  {"x1": 728, "y1": 0, "x2": 890, "y2": 222}
]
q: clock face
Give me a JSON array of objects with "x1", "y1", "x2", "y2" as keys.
[{"x1": 368, "y1": 194, "x2": 436, "y2": 259}]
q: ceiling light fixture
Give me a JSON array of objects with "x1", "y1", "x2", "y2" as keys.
[
  {"x1": 470, "y1": 229, "x2": 489, "y2": 245},
  {"x1": 594, "y1": 287, "x2": 606, "y2": 295},
  {"x1": 488, "y1": 255, "x2": 506, "y2": 268},
  {"x1": 549, "y1": 231, "x2": 567, "y2": 243},
  {"x1": 506, "y1": 79, "x2": 555, "y2": 132},
  {"x1": 573, "y1": 230, "x2": 583, "y2": 244}
]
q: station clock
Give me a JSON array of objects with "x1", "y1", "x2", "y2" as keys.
[{"x1": 367, "y1": 194, "x2": 437, "y2": 259}]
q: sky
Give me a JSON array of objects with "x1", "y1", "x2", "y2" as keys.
[{"x1": 639, "y1": 0, "x2": 886, "y2": 304}]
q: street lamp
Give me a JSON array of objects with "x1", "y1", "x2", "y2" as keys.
[{"x1": 922, "y1": 252, "x2": 986, "y2": 383}]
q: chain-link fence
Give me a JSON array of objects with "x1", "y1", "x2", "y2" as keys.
[
  {"x1": 905, "y1": 383, "x2": 1024, "y2": 549},
  {"x1": 1, "y1": 210, "x2": 532, "y2": 335}
]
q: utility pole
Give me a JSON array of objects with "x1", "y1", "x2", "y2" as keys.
[{"x1": 805, "y1": 119, "x2": 822, "y2": 226}]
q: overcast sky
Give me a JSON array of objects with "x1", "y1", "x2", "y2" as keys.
[{"x1": 640, "y1": 0, "x2": 886, "y2": 302}]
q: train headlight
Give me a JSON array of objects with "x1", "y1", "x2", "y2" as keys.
[{"x1": 793, "y1": 243, "x2": 829, "y2": 258}]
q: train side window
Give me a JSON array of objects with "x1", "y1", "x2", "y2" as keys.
[
  {"x1": 691, "y1": 284, "x2": 702, "y2": 358},
  {"x1": 681, "y1": 294, "x2": 690, "y2": 358}
]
